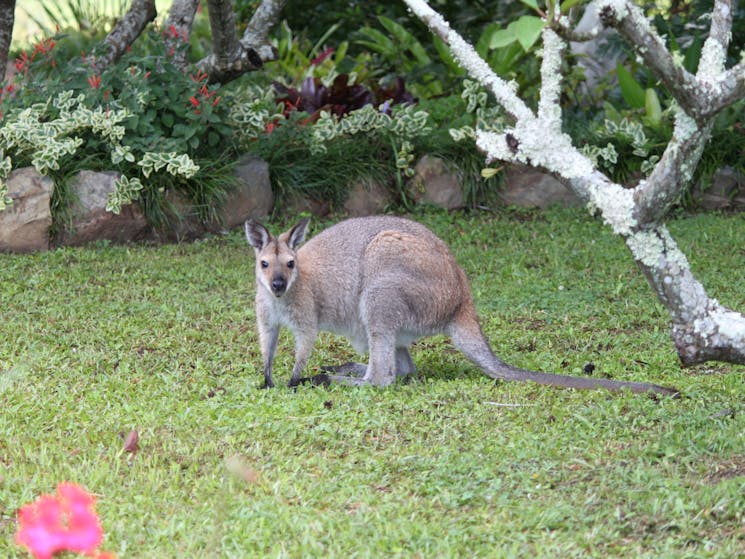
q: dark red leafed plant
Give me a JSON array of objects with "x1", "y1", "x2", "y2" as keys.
[{"x1": 273, "y1": 74, "x2": 373, "y2": 119}]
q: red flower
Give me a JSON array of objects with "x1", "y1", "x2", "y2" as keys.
[
  {"x1": 15, "y1": 483, "x2": 107, "y2": 559},
  {"x1": 189, "y1": 69, "x2": 208, "y2": 83},
  {"x1": 87, "y1": 74, "x2": 101, "y2": 89},
  {"x1": 15, "y1": 52, "x2": 29, "y2": 74},
  {"x1": 188, "y1": 96, "x2": 200, "y2": 108}
]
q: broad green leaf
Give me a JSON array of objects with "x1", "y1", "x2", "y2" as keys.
[
  {"x1": 519, "y1": 0, "x2": 540, "y2": 10},
  {"x1": 511, "y1": 16, "x2": 545, "y2": 51},
  {"x1": 616, "y1": 64, "x2": 646, "y2": 109},
  {"x1": 378, "y1": 16, "x2": 430, "y2": 65},
  {"x1": 560, "y1": 0, "x2": 586, "y2": 12},
  {"x1": 489, "y1": 29, "x2": 517, "y2": 49},
  {"x1": 645, "y1": 88, "x2": 662, "y2": 125},
  {"x1": 683, "y1": 36, "x2": 702, "y2": 74},
  {"x1": 334, "y1": 41, "x2": 349, "y2": 65},
  {"x1": 356, "y1": 27, "x2": 396, "y2": 56},
  {"x1": 433, "y1": 36, "x2": 464, "y2": 74},
  {"x1": 161, "y1": 112, "x2": 174, "y2": 128},
  {"x1": 477, "y1": 22, "x2": 501, "y2": 57}
]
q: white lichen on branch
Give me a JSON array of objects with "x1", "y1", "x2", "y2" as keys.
[
  {"x1": 404, "y1": 0, "x2": 745, "y2": 367},
  {"x1": 404, "y1": 0, "x2": 532, "y2": 122},
  {"x1": 698, "y1": 37, "x2": 728, "y2": 84},
  {"x1": 538, "y1": 28, "x2": 564, "y2": 130}
]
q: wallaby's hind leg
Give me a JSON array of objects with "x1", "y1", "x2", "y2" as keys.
[
  {"x1": 395, "y1": 347, "x2": 416, "y2": 377},
  {"x1": 362, "y1": 331, "x2": 397, "y2": 386}
]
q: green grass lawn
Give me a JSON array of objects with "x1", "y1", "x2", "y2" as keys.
[{"x1": 1, "y1": 208, "x2": 743, "y2": 558}]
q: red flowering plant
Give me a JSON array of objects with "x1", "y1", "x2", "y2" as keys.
[
  {"x1": 15, "y1": 482, "x2": 115, "y2": 559},
  {"x1": 1, "y1": 29, "x2": 237, "y2": 228}
]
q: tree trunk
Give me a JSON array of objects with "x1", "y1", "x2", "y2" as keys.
[
  {"x1": 197, "y1": 0, "x2": 285, "y2": 83},
  {"x1": 0, "y1": 0, "x2": 15, "y2": 83},
  {"x1": 165, "y1": 0, "x2": 200, "y2": 69},
  {"x1": 92, "y1": 0, "x2": 157, "y2": 73},
  {"x1": 403, "y1": 0, "x2": 745, "y2": 369}
]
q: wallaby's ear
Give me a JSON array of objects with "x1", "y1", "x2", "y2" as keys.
[
  {"x1": 245, "y1": 219, "x2": 271, "y2": 251},
  {"x1": 287, "y1": 217, "x2": 310, "y2": 251}
]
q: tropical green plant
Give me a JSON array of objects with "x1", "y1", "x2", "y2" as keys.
[{"x1": 1, "y1": 30, "x2": 241, "y2": 229}]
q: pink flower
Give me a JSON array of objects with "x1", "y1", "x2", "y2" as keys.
[{"x1": 15, "y1": 483, "x2": 106, "y2": 559}]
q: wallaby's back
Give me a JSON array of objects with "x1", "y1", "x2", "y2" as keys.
[{"x1": 296, "y1": 216, "x2": 470, "y2": 349}]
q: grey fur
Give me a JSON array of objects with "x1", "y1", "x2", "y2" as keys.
[{"x1": 245, "y1": 216, "x2": 679, "y2": 396}]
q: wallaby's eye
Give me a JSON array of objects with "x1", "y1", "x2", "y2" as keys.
[
  {"x1": 260, "y1": 260, "x2": 269, "y2": 269},
  {"x1": 287, "y1": 260, "x2": 295, "y2": 269}
]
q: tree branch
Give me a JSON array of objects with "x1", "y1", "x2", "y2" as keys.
[
  {"x1": 197, "y1": 0, "x2": 286, "y2": 84},
  {"x1": 92, "y1": 0, "x2": 157, "y2": 73},
  {"x1": 537, "y1": 28, "x2": 564, "y2": 131},
  {"x1": 597, "y1": 0, "x2": 704, "y2": 120},
  {"x1": 404, "y1": 0, "x2": 745, "y2": 368},
  {"x1": 629, "y1": 226, "x2": 745, "y2": 366},
  {"x1": 597, "y1": 0, "x2": 744, "y2": 124},
  {"x1": 165, "y1": 0, "x2": 200, "y2": 69},
  {"x1": 632, "y1": 113, "x2": 712, "y2": 225},
  {"x1": 403, "y1": 0, "x2": 533, "y2": 123},
  {"x1": 0, "y1": 0, "x2": 16, "y2": 83}
]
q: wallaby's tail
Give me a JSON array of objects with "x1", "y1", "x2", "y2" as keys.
[{"x1": 448, "y1": 312, "x2": 680, "y2": 397}]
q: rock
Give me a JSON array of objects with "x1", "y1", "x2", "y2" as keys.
[
  {"x1": 0, "y1": 167, "x2": 53, "y2": 252},
  {"x1": 343, "y1": 179, "x2": 391, "y2": 216},
  {"x1": 222, "y1": 155, "x2": 274, "y2": 228},
  {"x1": 60, "y1": 170, "x2": 149, "y2": 246},
  {"x1": 283, "y1": 194, "x2": 331, "y2": 218},
  {"x1": 157, "y1": 189, "x2": 206, "y2": 241},
  {"x1": 498, "y1": 165, "x2": 580, "y2": 208},
  {"x1": 407, "y1": 155, "x2": 465, "y2": 210},
  {"x1": 693, "y1": 166, "x2": 744, "y2": 211}
]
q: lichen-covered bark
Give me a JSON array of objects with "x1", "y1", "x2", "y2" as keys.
[
  {"x1": 403, "y1": 0, "x2": 745, "y2": 368},
  {"x1": 197, "y1": 0, "x2": 285, "y2": 83},
  {"x1": 92, "y1": 0, "x2": 157, "y2": 73},
  {"x1": 597, "y1": 0, "x2": 743, "y2": 124},
  {"x1": 165, "y1": 0, "x2": 200, "y2": 69},
  {"x1": 0, "y1": 0, "x2": 16, "y2": 82}
]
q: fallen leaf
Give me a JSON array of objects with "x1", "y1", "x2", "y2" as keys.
[
  {"x1": 123, "y1": 430, "x2": 139, "y2": 453},
  {"x1": 225, "y1": 454, "x2": 261, "y2": 485}
]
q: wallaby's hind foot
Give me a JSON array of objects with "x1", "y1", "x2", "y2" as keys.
[
  {"x1": 322, "y1": 349, "x2": 415, "y2": 379},
  {"x1": 320, "y1": 362, "x2": 367, "y2": 377}
]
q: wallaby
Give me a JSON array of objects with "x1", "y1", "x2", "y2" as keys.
[{"x1": 244, "y1": 216, "x2": 679, "y2": 397}]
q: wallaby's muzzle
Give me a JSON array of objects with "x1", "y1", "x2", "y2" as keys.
[{"x1": 271, "y1": 276, "x2": 287, "y2": 296}]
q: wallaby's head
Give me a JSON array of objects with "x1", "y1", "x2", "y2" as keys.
[{"x1": 244, "y1": 218, "x2": 310, "y2": 297}]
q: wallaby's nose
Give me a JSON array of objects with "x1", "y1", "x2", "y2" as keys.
[{"x1": 271, "y1": 277, "x2": 286, "y2": 295}]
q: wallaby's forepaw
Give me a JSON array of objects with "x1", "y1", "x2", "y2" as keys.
[{"x1": 320, "y1": 362, "x2": 367, "y2": 377}]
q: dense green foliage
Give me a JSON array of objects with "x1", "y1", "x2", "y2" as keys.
[
  {"x1": 3, "y1": 1, "x2": 743, "y2": 226},
  {"x1": 1, "y1": 29, "x2": 238, "y2": 230},
  {"x1": 1, "y1": 209, "x2": 743, "y2": 557}
]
